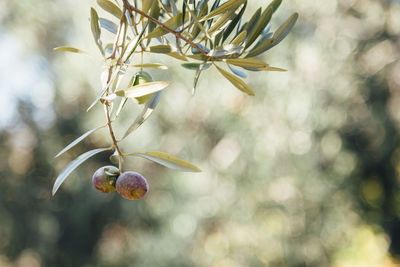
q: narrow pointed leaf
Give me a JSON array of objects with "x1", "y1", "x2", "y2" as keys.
[
  {"x1": 215, "y1": 64, "x2": 255, "y2": 95},
  {"x1": 52, "y1": 148, "x2": 110, "y2": 196},
  {"x1": 208, "y1": 11, "x2": 235, "y2": 37},
  {"x1": 54, "y1": 46, "x2": 87, "y2": 54},
  {"x1": 192, "y1": 63, "x2": 211, "y2": 95},
  {"x1": 99, "y1": 18, "x2": 118, "y2": 34},
  {"x1": 190, "y1": 0, "x2": 209, "y2": 39},
  {"x1": 128, "y1": 63, "x2": 168, "y2": 70},
  {"x1": 147, "y1": 0, "x2": 160, "y2": 37},
  {"x1": 167, "y1": 52, "x2": 188, "y2": 61},
  {"x1": 126, "y1": 151, "x2": 202, "y2": 172},
  {"x1": 55, "y1": 125, "x2": 106, "y2": 158},
  {"x1": 272, "y1": 12, "x2": 299, "y2": 44},
  {"x1": 97, "y1": 0, "x2": 122, "y2": 19},
  {"x1": 246, "y1": 13, "x2": 298, "y2": 58},
  {"x1": 91, "y1": 8, "x2": 101, "y2": 42},
  {"x1": 116, "y1": 81, "x2": 171, "y2": 98},
  {"x1": 202, "y1": 0, "x2": 246, "y2": 21},
  {"x1": 243, "y1": 8, "x2": 262, "y2": 44},
  {"x1": 182, "y1": 63, "x2": 201, "y2": 70},
  {"x1": 149, "y1": 44, "x2": 173, "y2": 53},
  {"x1": 244, "y1": 0, "x2": 280, "y2": 49},
  {"x1": 146, "y1": 12, "x2": 188, "y2": 39},
  {"x1": 121, "y1": 91, "x2": 162, "y2": 139},
  {"x1": 231, "y1": 30, "x2": 247, "y2": 46},
  {"x1": 222, "y1": 2, "x2": 247, "y2": 42},
  {"x1": 260, "y1": 66, "x2": 287, "y2": 71},
  {"x1": 90, "y1": 8, "x2": 104, "y2": 56},
  {"x1": 228, "y1": 64, "x2": 247, "y2": 78},
  {"x1": 142, "y1": 0, "x2": 155, "y2": 13},
  {"x1": 208, "y1": 44, "x2": 243, "y2": 57},
  {"x1": 225, "y1": 58, "x2": 268, "y2": 69}
]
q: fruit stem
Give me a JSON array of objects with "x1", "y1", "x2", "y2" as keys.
[{"x1": 104, "y1": 103, "x2": 123, "y2": 171}]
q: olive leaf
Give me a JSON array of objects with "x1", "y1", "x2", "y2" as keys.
[
  {"x1": 52, "y1": 148, "x2": 110, "y2": 196},
  {"x1": 215, "y1": 64, "x2": 255, "y2": 95},
  {"x1": 193, "y1": 63, "x2": 212, "y2": 95},
  {"x1": 54, "y1": 46, "x2": 87, "y2": 54},
  {"x1": 202, "y1": 0, "x2": 246, "y2": 21},
  {"x1": 228, "y1": 64, "x2": 247, "y2": 78},
  {"x1": 146, "y1": 12, "x2": 188, "y2": 39},
  {"x1": 55, "y1": 125, "x2": 106, "y2": 158},
  {"x1": 225, "y1": 58, "x2": 268, "y2": 69},
  {"x1": 99, "y1": 18, "x2": 118, "y2": 34},
  {"x1": 90, "y1": 7, "x2": 104, "y2": 56},
  {"x1": 149, "y1": 45, "x2": 173, "y2": 54},
  {"x1": 246, "y1": 12, "x2": 298, "y2": 58},
  {"x1": 128, "y1": 63, "x2": 168, "y2": 70},
  {"x1": 142, "y1": 0, "x2": 155, "y2": 14},
  {"x1": 121, "y1": 91, "x2": 162, "y2": 140},
  {"x1": 96, "y1": 0, "x2": 122, "y2": 19},
  {"x1": 230, "y1": 30, "x2": 247, "y2": 46},
  {"x1": 115, "y1": 81, "x2": 171, "y2": 98},
  {"x1": 125, "y1": 151, "x2": 202, "y2": 172},
  {"x1": 222, "y1": 2, "x2": 247, "y2": 42},
  {"x1": 244, "y1": 0, "x2": 282, "y2": 49},
  {"x1": 181, "y1": 63, "x2": 201, "y2": 70}
]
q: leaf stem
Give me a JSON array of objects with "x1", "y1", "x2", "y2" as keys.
[
  {"x1": 104, "y1": 103, "x2": 123, "y2": 171},
  {"x1": 104, "y1": 6, "x2": 127, "y2": 171}
]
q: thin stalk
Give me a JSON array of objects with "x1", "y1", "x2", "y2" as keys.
[{"x1": 122, "y1": 0, "x2": 209, "y2": 55}]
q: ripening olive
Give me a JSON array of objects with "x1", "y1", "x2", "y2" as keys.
[
  {"x1": 116, "y1": 171, "x2": 149, "y2": 200},
  {"x1": 92, "y1": 166, "x2": 119, "y2": 193}
]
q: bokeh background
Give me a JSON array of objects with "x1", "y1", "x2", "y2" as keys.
[{"x1": 1, "y1": 0, "x2": 400, "y2": 266}]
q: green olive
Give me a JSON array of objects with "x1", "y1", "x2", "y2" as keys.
[{"x1": 133, "y1": 71, "x2": 154, "y2": 104}]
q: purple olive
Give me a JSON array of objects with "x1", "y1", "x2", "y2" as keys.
[
  {"x1": 116, "y1": 171, "x2": 149, "y2": 200},
  {"x1": 92, "y1": 166, "x2": 119, "y2": 193}
]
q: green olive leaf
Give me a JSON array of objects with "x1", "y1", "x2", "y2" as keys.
[
  {"x1": 142, "y1": 0, "x2": 155, "y2": 14},
  {"x1": 230, "y1": 31, "x2": 247, "y2": 46},
  {"x1": 99, "y1": 18, "x2": 118, "y2": 34},
  {"x1": 54, "y1": 46, "x2": 87, "y2": 54},
  {"x1": 215, "y1": 64, "x2": 255, "y2": 96},
  {"x1": 167, "y1": 52, "x2": 188, "y2": 61},
  {"x1": 224, "y1": 58, "x2": 268, "y2": 69},
  {"x1": 96, "y1": 0, "x2": 122, "y2": 19},
  {"x1": 222, "y1": 2, "x2": 247, "y2": 42},
  {"x1": 202, "y1": 0, "x2": 246, "y2": 21},
  {"x1": 146, "y1": 12, "x2": 188, "y2": 39},
  {"x1": 228, "y1": 64, "x2": 247, "y2": 78},
  {"x1": 90, "y1": 7, "x2": 104, "y2": 56},
  {"x1": 149, "y1": 45, "x2": 173, "y2": 54},
  {"x1": 181, "y1": 63, "x2": 201, "y2": 70},
  {"x1": 246, "y1": 12, "x2": 298, "y2": 58},
  {"x1": 128, "y1": 63, "x2": 168, "y2": 70},
  {"x1": 121, "y1": 91, "x2": 162, "y2": 140},
  {"x1": 272, "y1": 12, "x2": 299, "y2": 44},
  {"x1": 55, "y1": 125, "x2": 106, "y2": 158},
  {"x1": 259, "y1": 66, "x2": 287, "y2": 72},
  {"x1": 52, "y1": 148, "x2": 110, "y2": 196},
  {"x1": 126, "y1": 151, "x2": 202, "y2": 172},
  {"x1": 115, "y1": 81, "x2": 171, "y2": 98},
  {"x1": 244, "y1": 0, "x2": 282, "y2": 49}
]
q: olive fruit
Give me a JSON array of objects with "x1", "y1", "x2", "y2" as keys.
[
  {"x1": 133, "y1": 71, "x2": 153, "y2": 104},
  {"x1": 116, "y1": 171, "x2": 149, "y2": 200},
  {"x1": 92, "y1": 166, "x2": 119, "y2": 193}
]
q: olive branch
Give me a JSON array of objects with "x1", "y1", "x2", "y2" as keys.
[{"x1": 52, "y1": 0, "x2": 298, "y2": 198}]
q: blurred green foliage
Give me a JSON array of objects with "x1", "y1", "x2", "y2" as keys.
[{"x1": 1, "y1": 0, "x2": 400, "y2": 266}]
